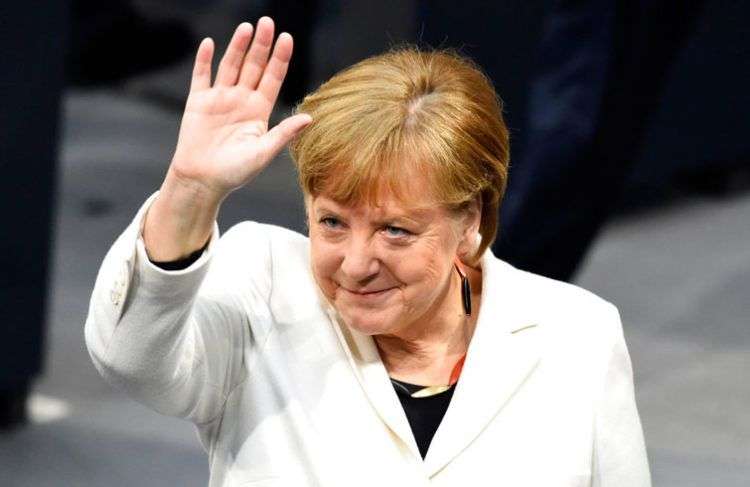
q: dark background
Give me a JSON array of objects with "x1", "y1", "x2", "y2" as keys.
[{"x1": 0, "y1": 1, "x2": 748, "y2": 485}]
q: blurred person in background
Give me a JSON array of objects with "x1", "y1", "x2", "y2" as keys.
[
  {"x1": 84, "y1": 17, "x2": 650, "y2": 485},
  {"x1": 0, "y1": 0, "x2": 213, "y2": 432},
  {"x1": 0, "y1": 2, "x2": 67, "y2": 431},
  {"x1": 491, "y1": 0, "x2": 706, "y2": 281},
  {"x1": 419, "y1": 0, "x2": 706, "y2": 282}
]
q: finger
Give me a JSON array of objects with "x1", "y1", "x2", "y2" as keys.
[
  {"x1": 215, "y1": 22, "x2": 254, "y2": 87},
  {"x1": 190, "y1": 38, "x2": 214, "y2": 92},
  {"x1": 238, "y1": 16, "x2": 275, "y2": 89},
  {"x1": 257, "y1": 32, "x2": 293, "y2": 105},
  {"x1": 257, "y1": 113, "x2": 312, "y2": 161}
]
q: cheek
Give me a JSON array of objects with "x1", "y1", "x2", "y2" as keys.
[
  {"x1": 310, "y1": 238, "x2": 340, "y2": 295},
  {"x1": 395, "y1": 239, "x2": 451, "y2": 295}
]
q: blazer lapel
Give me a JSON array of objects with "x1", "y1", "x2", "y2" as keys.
[
  {"x1": 423, "y1": 255, "x2": 544, "y2": 477},
  {"x1": 326, "y1": 306, "x2": 422, "y2": 460},
  {"x1": 322, "y1": 255, "x2": 545, "y2": 473}
]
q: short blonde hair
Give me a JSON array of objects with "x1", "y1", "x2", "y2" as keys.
[{"x1": 289, "y1": 47, "x2": 509, "y2": 263}]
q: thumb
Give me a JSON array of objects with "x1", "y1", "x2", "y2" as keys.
[{"x1": 258, "y1": 113, "x2": 313, "y2": 160}]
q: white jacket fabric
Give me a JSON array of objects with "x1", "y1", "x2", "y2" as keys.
[{"x1": 85, "y1": 193, "x2": 651, "y2": 487}]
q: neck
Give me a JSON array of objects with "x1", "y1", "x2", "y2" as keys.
[{"x1": 374, "y1": 265, "x2": 482, "y2": 385}]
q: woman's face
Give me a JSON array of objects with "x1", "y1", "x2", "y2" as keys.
[{"x1": 308, "y1": 179, "x2": 478, "y2": 337}]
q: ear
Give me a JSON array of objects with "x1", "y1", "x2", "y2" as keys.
[{"x1": 456, "y1": 197, "x2": 482, "y2": 262}]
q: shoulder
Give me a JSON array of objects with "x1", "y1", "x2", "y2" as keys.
[
  {"x1": 203, "y1": 221, "x2": 310, "y2": 296},
  {"x1": 215, "y1": 221, "x2": 323, "y2": 321},
  {"x1": 214, "y1": 221, "x2": 309, "y2": 263},
  {"x1": 485, "y1": 255, "x2": 622, "y2": 343},
  {"x1": 219, "y1": 220, "x2": 308, "y2": 247},
  {"x1": 513, "y1": 264, "x2": 615, "y2": 316},
  {"x1": 483, "y1": 256, "x2": 628, "y2": 385}
]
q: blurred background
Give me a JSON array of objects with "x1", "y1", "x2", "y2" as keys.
[{"x1": 1, "y1": 0, "x2": 748, "y2": 485}]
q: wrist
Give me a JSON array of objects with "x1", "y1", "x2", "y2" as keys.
[
  {"x1": 142, "y1": 173, "x2": 223, "y2": 262},
  {"x1": 163, "y1": 167, "x2": 228, "y2": 208}
]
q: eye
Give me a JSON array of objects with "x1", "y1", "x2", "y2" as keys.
[
  {"x1": 319, "y1": 216, "x2": 342, "y2": 229},
  {"x1": 383, "y1": 225, "x2": 411, "y2": 238}
]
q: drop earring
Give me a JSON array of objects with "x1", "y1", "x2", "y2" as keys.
[{"x1": 454, "y1": 263, "x2": 472, "y2": 316}]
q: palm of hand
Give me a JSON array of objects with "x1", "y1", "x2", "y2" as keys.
[
  {"x1": 169, "y1": 18, "x2": 311, "y2": 197},
  {"x1": 175, "y1": 88, "x2": 272, "y2": 190}
]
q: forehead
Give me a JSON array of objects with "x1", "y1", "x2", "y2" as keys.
[
  {"x1": 309, "y1": 169, "x2": 441, "y2": 213},
  {"x1": 311, "y1": 193, "x2": 439, "y2": 220},
  {"x1": 307, "y1": 149, "x2": 445, "y2": 201}
]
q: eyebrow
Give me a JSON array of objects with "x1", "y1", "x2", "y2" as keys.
[{"x1": 313, "y1": 202, "x2": 436, "y2": 224}]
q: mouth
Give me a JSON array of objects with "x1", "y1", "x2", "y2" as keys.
[{"x1": 340, "y1": 286, "x2": 397, "y2": 300}]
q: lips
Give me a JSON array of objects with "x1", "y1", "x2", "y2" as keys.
[
  {"x1": 339, "y1": 286, "x2": 396, "y2": 301},
  {"x1": 347, "y1": 288, "x2": 392, "y2": 295}
]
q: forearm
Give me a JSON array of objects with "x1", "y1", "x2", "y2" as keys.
[
  {"x1": 85, "y1": 198, "x2": 233, "y2": 423},
  {"x1": 143, "y1": 169, "x2": 224, "y2": 261},
  {"x1": 102, "y1": 247, "x2": 207, "y2": 396}
]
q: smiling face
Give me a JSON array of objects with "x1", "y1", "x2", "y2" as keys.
[{"x1": 308, "y1": 179, "x2": 479, "y2": 338}]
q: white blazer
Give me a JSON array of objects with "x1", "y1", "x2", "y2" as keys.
[{"x1": 85, "y1": 193, "x2": 651, "y2": 487}]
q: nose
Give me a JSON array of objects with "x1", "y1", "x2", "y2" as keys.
[{"x1": 340, "y1": 234, "x2": 380, "y2": 284}]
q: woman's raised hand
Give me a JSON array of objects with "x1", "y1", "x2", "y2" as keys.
[
  {"x1": 169, "y1": 18, "x2": 311, "y2": 197},
  {"x1": 144, "y1": 18, "x2": 310, "y2": 261}
]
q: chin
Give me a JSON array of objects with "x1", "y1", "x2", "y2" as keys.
[{"x1": 337, "y1": 309, "x2": 395, "y2": 336}]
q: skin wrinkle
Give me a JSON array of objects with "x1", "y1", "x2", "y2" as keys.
[
  {"x1": 307, "y1": 178, "x2": 482, "y2": 385},
  {"x1": 288, "y1": 48, "x2": 507, "y2": 383}
]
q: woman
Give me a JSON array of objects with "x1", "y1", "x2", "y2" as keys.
[{"x1": 85, "y1": 17, "x2": 650, "y2": 486}]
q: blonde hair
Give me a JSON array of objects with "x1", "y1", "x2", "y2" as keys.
[{"x1": 289, "y1": 46, "x2": 509, "y2": 263}]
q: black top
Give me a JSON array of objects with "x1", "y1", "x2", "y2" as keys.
[
  {"x1": 390, "y1": 379, "x2": 455, "y2": 458},
  {"x1": 151, "y1": 254, "x2": 454, "y2": 459},
  {"x1": 149, "y1": 246, "x2": 205, "y2": 270}
]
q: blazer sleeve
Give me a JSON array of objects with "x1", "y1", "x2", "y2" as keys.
[
  {"x1": 84, "y1": 192, "x2": 274, "y2": 425},
  {"x1": 591, "y1": 306, "x2": 652, "y2": 486}
]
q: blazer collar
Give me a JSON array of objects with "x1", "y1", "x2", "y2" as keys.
[
  {"x1": 327, "y1": 252, "x2": 544, "y2": 474},
  {"x1": 328, "y1": 306, "x2": 422, "y2": 459},
  {"x1": 423, "y1": 253, "x2": 543, "y2": 476}
]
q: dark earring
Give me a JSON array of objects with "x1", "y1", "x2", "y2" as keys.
[{"x1": 454, "y1": 264, "x2": 472, "y2": 316}]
